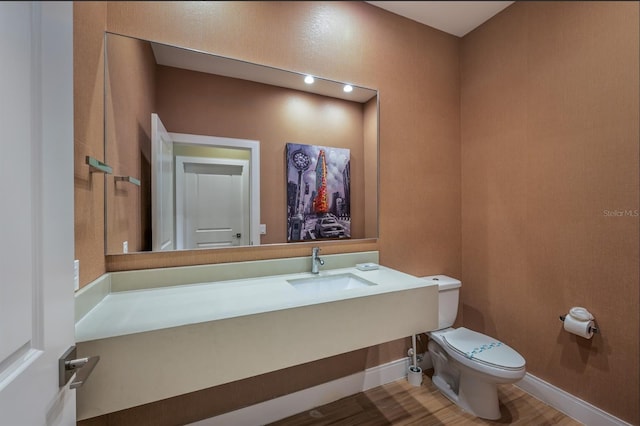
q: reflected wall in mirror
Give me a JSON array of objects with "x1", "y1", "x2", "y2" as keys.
[{"x1": 105, "y1": 32, "x2": 378, "y2": 254}]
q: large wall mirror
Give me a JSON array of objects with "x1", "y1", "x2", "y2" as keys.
[{"x1": 105, "y1": 32, "x2": 379, "y2": 254}]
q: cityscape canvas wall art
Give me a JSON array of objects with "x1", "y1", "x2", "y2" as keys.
[{"x1": 286, "y1": 143, "x2": 351, "y2": 242}]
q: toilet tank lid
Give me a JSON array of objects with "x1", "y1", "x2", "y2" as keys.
[{"x1": 420, "y1": 275, "x2": 461, "y2": 290}]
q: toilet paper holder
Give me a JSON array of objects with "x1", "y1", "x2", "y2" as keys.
[{"x1": 559, "y1": 315, "x2": 599, "y2": 334}]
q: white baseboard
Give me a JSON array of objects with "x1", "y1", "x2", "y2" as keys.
[
  {"x1": 516, "y1": 373, "x2": 633, "y2": 426},
  {"x1": 187, "y1": 357, "x2": 410, "y2": 426}
]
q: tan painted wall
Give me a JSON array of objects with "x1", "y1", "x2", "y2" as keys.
[
  {"x1": 364, "y1": 96, "x2": 379, "y2": 239},
  {"x1": 460, "y1": 2, "x2": 639, "y2": 424},
  {"x1": 104, "y1": 33, "x2": 156, "y2": 253},
  {"x1": 74, "y1": 1, "x2": 107, "y2": 287},
  {"x1": 74, "y1": 2, "x2": 459, "y2": 423}
]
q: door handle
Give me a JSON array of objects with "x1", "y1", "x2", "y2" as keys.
[{"x1": 59, "y1": 346, "x2": 100, "y2": 389}]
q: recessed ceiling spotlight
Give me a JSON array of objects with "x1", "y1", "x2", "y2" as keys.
[
  {"x1": 343, "y1": 84, "x2": 353, "y2": 93},
  {"x1": 304, "y1": 75, "x2": 315, "y2": 84}
]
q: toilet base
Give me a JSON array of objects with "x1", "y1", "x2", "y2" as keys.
[
  {"x1": 431, "y1": 372, "x2": 500, "y2": 420},
  {"x1": 457, "y1": 370, "x2": 501, "y2": 420},
  {"x1": 429, "y1": 340, "x2": 502, "y2": 420}
]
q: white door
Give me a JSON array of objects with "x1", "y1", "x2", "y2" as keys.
[
  {"x1": 176, "y1": 157, "x2": 249, "y2": 249},
  {"x1": 0, "y1": 2, "x2": 76, "y2": 425},
  {"x1": 170, "y1": 133, "x2": 261, "y2": 247},
  {"x1": 151, "y1": 113, "x2": 175, "y2": 251}
]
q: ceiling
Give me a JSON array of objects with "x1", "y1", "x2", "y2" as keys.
[{"x1": 366, "y1": 1, "x2": 514, "y2": 37}]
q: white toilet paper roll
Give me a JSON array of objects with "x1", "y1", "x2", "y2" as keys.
[{"x1": 563, "y1": 314, "x2": 594, "y2": 339}]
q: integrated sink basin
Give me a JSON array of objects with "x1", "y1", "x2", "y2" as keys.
[{"x1": 287, "y1": 273, "x2": 377, "y2": 296}]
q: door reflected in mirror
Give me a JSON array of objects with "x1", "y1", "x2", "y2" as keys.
[{"x1": 105, "y1": 32, "x2": 378, "y2": 254}]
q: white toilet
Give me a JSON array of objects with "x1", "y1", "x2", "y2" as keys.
[{"x1": 423, "y1": 275, "x2": 526, "y2": 420}]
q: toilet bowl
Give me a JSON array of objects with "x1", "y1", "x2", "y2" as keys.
[{"x1": 423, "y1": 275, "x2": 526, "y2": 420}]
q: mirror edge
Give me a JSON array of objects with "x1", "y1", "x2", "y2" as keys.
[{"x1": 103, "y1": 31, "x2": 380, "y2": 261}]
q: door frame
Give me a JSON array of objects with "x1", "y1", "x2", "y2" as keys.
[
  {"x1": 151, "y1": 113, "x2": 175, "y2": 251},
  {"x1": 175, "y1": 156, "x2": 250, "y2": 249},
  {"x1": 170, "y1": 132, "x2": 261, "y2": 247}
]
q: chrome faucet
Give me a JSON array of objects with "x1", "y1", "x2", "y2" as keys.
[{"x1": 311, "y1": 247, "x2": 324, "y2": 274}]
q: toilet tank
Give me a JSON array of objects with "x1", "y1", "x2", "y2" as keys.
[{"x1": 421, "y1": 275, "x2": 461, "y2": 330}]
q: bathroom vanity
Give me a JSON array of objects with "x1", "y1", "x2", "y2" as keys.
[{"x1": 74, "y1": 251, "x2": 438, "y2": 420}]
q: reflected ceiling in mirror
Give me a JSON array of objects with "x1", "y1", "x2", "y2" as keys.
[
  {"x1": 104, "y1": 32, "x2": 378, "y2": 254},
  {"x1": 151, "y1": 42, "x2": 376, "y2": 103}
]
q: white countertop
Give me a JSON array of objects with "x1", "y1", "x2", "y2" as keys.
[{"x1": 75, "y1": 266, "x2": 435, "y2": 342}]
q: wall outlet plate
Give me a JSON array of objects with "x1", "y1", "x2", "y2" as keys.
[{"x1": 123, "y1": 241, "x2": 128, "y2": 253}]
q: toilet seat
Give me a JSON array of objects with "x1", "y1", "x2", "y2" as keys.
[
  {"x1": 430, "y1": 327, "x2": 526, "y2": 380},
  {"x1": 442, "y1": 327, "x2": 525, "y2": 370}
]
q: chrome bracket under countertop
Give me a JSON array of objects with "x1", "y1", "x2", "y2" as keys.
[{"x1": 59, "y1": 345, "x2": 100, "y2": 389}]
